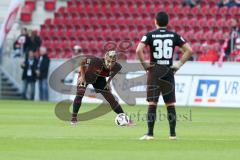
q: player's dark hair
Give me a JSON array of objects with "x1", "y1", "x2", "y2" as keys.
[{"x1": 155, "y1": 12, "x2": 169, "y2": 27}]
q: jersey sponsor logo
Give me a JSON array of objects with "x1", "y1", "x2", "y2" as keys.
[
  {"x1": 141, "y1": 36, "x2": 147, "y2": 42},
  {"x1": 195, "y1": 80, "x2": 220, "y2": 103},
  {"x1": 152, "y1": 34, "x2": 174, "y2": 38}
]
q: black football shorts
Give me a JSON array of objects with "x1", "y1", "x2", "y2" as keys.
[
  {"x1": 147, "y1": 64, "x2": 176, "y2": 103},
  {"x1": 76, "y1": 76, "x2": 108, "y2": 96}
]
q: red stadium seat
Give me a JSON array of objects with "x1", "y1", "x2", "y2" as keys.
[
  {"x1": 213, "y1": 31, "x2": 225, "y2": 42},
  {"x1": 192, "y1": 43, "x2": 201, "y2": 54},
  {"x1": 38, "y1": 0, "x2": 233, "y2": 59},
  {"x1": 173, "y1": 5, "x2": 188, "y2": 19},
  {"x1": 228, "y1": 6, "x2": 240, "y2": 18},
  {"x1": 61, "y1": 40, "x2": 70, "y2": 49},
  {"x1": 25, "y1": 0, "x2": 36, "y2": 11},
  {"x1": 208, "y1": 0, "x2": 217, "y2": 7},
  {"x1": 44, "y1": 18, "x2": 52, "y2": 25},
  {"x1": 118, "y1": 5, "x2": 128, "y2": 13},
  {"x1": 184, "y1": 30, "x2": 194, "y2": 42},
  {"x1": 188, "y1": 18, "x2": 198, "y2": 28},
  {"x1": 67, "y1": 1, "x2": 74, "y2": 7},
  {"x1": 135, "y1": 0, "x2": 144, "y2": 7},
  {"x1": 195, "y1": 31, "x2": 205, "y2": 43},
  {"x1": 73, "y1": 0, "x2": 84, "y2": 7},
  {"x1": 207, "y1": 18, "x2": 216, "y2": 28},
  {"x1": 207, "y1": 18, "x2": 218, "y2": 32},
  {"x1": 45, "y1": 0, "x2": 56, "y2": 11},
  {"x1": 53, "y1": 17, "x2": 63, "y2": 25},
  {"x1": 218, "y1": 7, "x2": 228, "y2": 16},
  {"x1": 209, "y1": 6, "x2": 218, "y2": 17},
  {"x1": 54, "y1": 12, "x2": 61, "y2": 19},
  {"x1": 200, "y1": 0, "x2": 208, "y2": 7},
  {"x1": 180, "y1": 6, "x2": 191, "y2": 18},
  {"x1": 48, "y1": 28, "x2": 56, "y2": 37},
  {"x1": 20, "y1": 6, "x2": 33, "y2": 23},
  {"x1": 204, "y1": 30, "x2": 214, "y2": 42},
  {"x1": 198, "y1": 18, "x2": 210, "y2": 32},
  {"x1": 190, "y1": 6, "x2": 201, "y2": 18},
  {"x1": 201, "y1": 5, "x2": 209, "y2": 13},
  {"x1": 67, "y1": 7, "x2": 77, "y2": 14},
  {"x1": 40, "y1": 29, "x2": 47, "y2": 38},
  {"x1": 216, "y1": 19, "x2": 227, "y2": 28},
  {"x1": 58, "y1": 6, "x2": 65, "y2": 13}
]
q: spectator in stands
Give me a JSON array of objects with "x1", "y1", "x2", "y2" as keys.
[
  {"x1": 22, "y1": 28, "x2": 31, "y2": 54},
  {"x1": 219, "y1": 33, "x2": 230, "y2": 63},
  {"x1": 182, "y1": 0, "x2": 201, "y2": 7},
  {"x1": 11, "y1": 40, "x2": 21, "y2": 58},
  {"x1": 29, "y1": 30, "x2": 42, "y2": 54},
  {"x1": 36, "y1": 47, "x2": 50, "y2": 101},
  {"x1": 224, "y1": 19, "x2": 240, "y2": 60},
  {"x1": 234, "y1": 0, "x2": 240, "y2": 6},
  {"x1": 21, "y1": 50, "x2": 38, "y2": 100},
  {"x1": 73, "y1": 45, "x2": 83, "y2": 57},
  {"x1": 230, "y1": 19, "x2": 240, "y2": 60},
  {"x1": 218, "y1": 0, "x2": 236, "y2": 7},
  {"x1": 11, "y1": 28, "x2": 30, "y2": 58},
  {"x1": 63, "y1": 45, "x2": 83, "y2": 84},
  {"x1": 198, "y1": 42, "x2": 219, "y2": 62}
]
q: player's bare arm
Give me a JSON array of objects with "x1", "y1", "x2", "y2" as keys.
[
  {"x1": 78, "y1": 57, "x2": 87, "y2": 86},
  {"x1": 105, "y1": 65, "x2": 122, "y2": 90},
  {"x1": 136, "y1": 42, "x2": 154, "y2": 71},
  {"x1": 171, "y1": 43, "x2": 193, "y2": 74},
  {"x1": 107, "y1": 65, "x2": 121, "y2": 83}
]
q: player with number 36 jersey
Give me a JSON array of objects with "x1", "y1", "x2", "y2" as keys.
[
  {"x1": 141, "y1": 26, "x2": 186, "y2": 66},
  {"x1": 136, "y1": 12, "x2": 193, "y2": 140}
]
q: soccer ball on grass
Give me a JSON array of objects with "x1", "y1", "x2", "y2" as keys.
[{"x1": 115, "y1": 113, "x2": 129, "y2": 126}]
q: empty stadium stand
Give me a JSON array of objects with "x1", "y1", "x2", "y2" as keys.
[
  {"x1": 36, "y1": 0, "x2": 240, "y2": 60},
  {"x1": 20, "y1": 0, "x2": 57, "y2": 23}
]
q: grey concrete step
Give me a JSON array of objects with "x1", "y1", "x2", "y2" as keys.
[
  {"x1": 0, "y1": 70, "x2": 22, "y2": 100},
  {"x1": 1, "y1": 90, "x2": 22, "y2": 96},
  {"x1": 1, "y1": 86, "x2": 19, "y2": 92},
  {"x1": 1, "y1": 81, "x2": 14, "y2": 87},
  {"x1": 1, "y1": 77, "x2": 8, "y2": 81},
  {"x1": 0, "y1": 95, "x2": 23, "y2": 100}
]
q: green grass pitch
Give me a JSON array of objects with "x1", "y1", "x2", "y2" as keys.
[{"x1": 0, "y1": 100, "x2": 240, "y2": 160}]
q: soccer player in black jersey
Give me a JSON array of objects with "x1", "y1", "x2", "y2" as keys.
[
  {"x1": 71, "y1": 51, "x2": 131, "y2": 125},
  {"x1": 136, "y1": 12, "x2": 193, "y2": 140}
]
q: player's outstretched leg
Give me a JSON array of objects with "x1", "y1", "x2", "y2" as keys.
[
  {"x1": 101, "y1": 91, "x2": 124, "y2": 114},
  {"x1": 140, "y1": 103, "x2": 156, "y2": 140},
  {"x1": 101, "y1": 91, "x2": 135, "y2": 126},
  {"x1": 71, "y1": 95, "x2": 83, "y2": 125},
  {"x1": 166, "y1": 104, "x2": 177, "y2": 140}
]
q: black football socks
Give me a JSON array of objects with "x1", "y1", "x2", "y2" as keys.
[
  {"x1": 72, "y1": 95, "x2": 83, "y2": 118},
  {"x1": 101, "y1": 92, "x2": 124, "y2": 114},
  {"x1": 167, "y1": 105, "x2": 176, "y2": 136},
  {"x1": 147, "y1": 105, "x2": 157, "y2": 136},
  {"x1": 112, "y1": 104, "x2": 124, "y2": 114}
]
